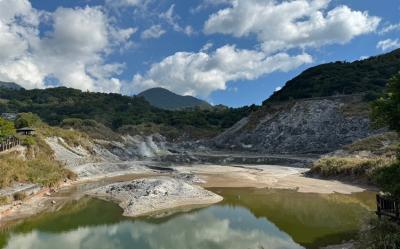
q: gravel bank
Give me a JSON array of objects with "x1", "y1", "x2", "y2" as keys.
[{"x1": 88, "y1": 177, "x2": 223, "y2": 217}]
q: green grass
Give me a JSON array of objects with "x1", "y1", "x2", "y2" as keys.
[
  {"x1": 61, "y1": 118, "x2": 122, "y2": 141},
  {"x1": 0, "y1": 196, "x2": 11, "y2": 205},
  {"x1": 309, "y1": 156, "x2": 395, "y2": 180},
  {"x1": 0, "y1": 133, "x2": 77, "y2": 188}
]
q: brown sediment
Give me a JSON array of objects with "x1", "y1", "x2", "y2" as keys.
[{"x1": 0, "y1": 163, "x2": 370, "y2": 225}]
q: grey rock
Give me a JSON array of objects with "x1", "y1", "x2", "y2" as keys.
[{"x1": 212, "y1": 95, "x2": 377, "y2": 155}]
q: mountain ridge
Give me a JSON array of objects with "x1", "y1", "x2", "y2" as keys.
[
  {"x1": 138, "y1": 87, "x2": 212, "y2": 110},
  {"x1": 0, "y1": 81, "x2": 24, "y2": 90},
  {"x1": 267, "y1": 48, "x2": 400, "y2": 103}
]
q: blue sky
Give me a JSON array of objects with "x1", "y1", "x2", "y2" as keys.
[{"x1": 0, "y1": 0, "x2": 399, "y2": 107}]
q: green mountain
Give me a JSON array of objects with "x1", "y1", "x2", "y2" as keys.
[
  {"x1": 0, "y1": 87, "x2": 256, "y2": 139},
  {"x1": 0, "y1": 81, "x2": 24, "y2": 90},
  {"x1": 138, "y1": 87, "x2": 212, "y2": 110},
  {"x1": 267, "y1": 48, "x2": 400, "y2": 103}
]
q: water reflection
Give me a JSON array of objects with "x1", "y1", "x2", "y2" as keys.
[
  {"x1": 2, "y1": 205, "x2": 303, "y2": 249},
  {"x1": 214, "y1": 188, "x2": 375, "y2": 247},
  {"x1": 0, "y1": 188, "x2": 375, "y2": 249}
]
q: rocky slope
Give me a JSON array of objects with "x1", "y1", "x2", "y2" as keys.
[{"x1": 212, "y1": 95, "x2": 377, "y2": 155}]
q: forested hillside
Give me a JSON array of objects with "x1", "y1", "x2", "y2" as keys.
[
  {"x1": 0, "y1": 87, "x2": 257, "y2": 139},
  {"x1": 267, "y1": 48, "x2": 400, "y2": 102}
]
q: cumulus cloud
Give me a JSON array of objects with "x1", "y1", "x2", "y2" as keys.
[
  {"x1": 204, "y1": 0, "x2": 380, "y2": 54},
  {"x1": 377, "y1": 39, "x2": 400, "y2": 51},
  {"x1": 141, "y1": 25, "x2": 166, "y2": 39},
  {"x1": 0, "y1": 0, "x2": 135, "y2": 92},
  {"x1": 129, "y1": 0, "x2": 380, "y2": 97},
  {"x1": 129, "y1": 45, "x2": 312, "y2": 97}
]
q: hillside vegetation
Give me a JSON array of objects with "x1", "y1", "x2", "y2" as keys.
[
  {"x1": 309, "y1": 132, "x2": 398, "y2": 181},
  {"x1": 309, "y1": 73, "x2": 400, "y2": 187},
  {"x1": 0, "y1": 113, "x2": 82, "y2": 191},
  {"x1": 267, "y1": 48, "x2": 400, "y2": 102},
  {"x1": 0, "y1": 87, "x2": 258, "y2": 140}
]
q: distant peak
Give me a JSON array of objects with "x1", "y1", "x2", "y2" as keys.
[
  {"x1": 138, "y1": 87, "x2": 211, "y2": 110},
  {"x1": 0, "y1": 81, "x2": 24, "y2": 90}
]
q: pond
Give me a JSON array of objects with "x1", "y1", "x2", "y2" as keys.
[{"x1": 0, "y1": 188, "x2": 376, "y2": 249}]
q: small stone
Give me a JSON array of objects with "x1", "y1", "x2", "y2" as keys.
[{"x1": 51, "y1": 200, "x2": 56, "y2": 205}]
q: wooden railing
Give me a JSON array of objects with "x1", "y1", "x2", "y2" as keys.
[
  {"x1": 0, "y1": 136, "x2": 20, "y2": 152},
  {"x1": 376, "y1": 194, "x2": 400, "y2": 221}
]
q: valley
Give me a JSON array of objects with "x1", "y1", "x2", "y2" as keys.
[{"x1": 0, "y1": 48, "x2": 399, "y2": 249}]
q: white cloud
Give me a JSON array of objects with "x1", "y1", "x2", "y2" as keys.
[
  {"x1": 160, "y1": 4, "x2": 195, "y2": 36},
  {"x1": 0, "y1": 0, "x2": 135, "y2": 92},
  {"x1": 129, "y1": 45, "x2": 312, "y2": 97},
  {"x1": 204, "y1": 0, "x2": 380, "y2": 54},
  {"x1": 200, "y1": 42, "x2": 214, "y2": 52},
  {"x1": 105, "y1": 0, "x2": 148, "y2": 8},
  {"x1": 3, "y1": 207, "x2": 303, "y2": 249},
  {"x1": 141, "y1": 25, "x2": 166, "y2": 39},
  {"x1": 377, "y1": 39, "x2": 400, "y2": 51},
  {"x1": 191, "y1": 0, "x2": 232, "y2": 14},
  {"x1": 379, "y1": 23, "x2": 400, "y2": 34},
  {"x1": 0, "y1": 57, "x2": 45, "y2": 89},
  {"x1": 274, "y1": 86, "x2": 282, "y2": 92}
]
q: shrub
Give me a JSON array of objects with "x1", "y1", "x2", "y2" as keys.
[
  {"x1": 0, "y1": 117, "x2": 15, "y2": 139},
  {"x1": 14, "y1": 112, "x2": 42, "y2": 129},
  {"x1": 357, "y1": 218, "x2": 400, "y2": 249},
  {"x1": 21, "y1": 136, "x2": 36, "y2": 146},
  {"x1": 373, "y1": 161, "x2": 400, "y2": 200},
  {"x1": 0, "y1": 155, "x2": 29, "y2": 187},
  {"x1": 13, "y1": 192, "x2": 27, "y2": 201},
  {"x1": 309, "y1": 156, "x2": 395, "y2": 180},
  {"x1": 0, "y1": 135, "x2": 74, "y2": 188}
]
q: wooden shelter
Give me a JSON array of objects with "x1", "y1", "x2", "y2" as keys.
[{"x1": 16, "y1": 127, "x2": 35, "y2": 136}]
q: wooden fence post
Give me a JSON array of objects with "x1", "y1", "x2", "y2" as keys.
[{"x1": 376, "y1": 194, "x2": 382, "y2": 219}]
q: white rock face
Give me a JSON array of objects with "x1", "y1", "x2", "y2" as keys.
[
  {"x1": 89, "y1": 177, "x2": 223, "y2": 217},
  {"x1": 214, "y1": 95, "x2": 377, "y2": 154},
  {"x1": 46, "y1": 137, "x2": 95, "y2": 167}
]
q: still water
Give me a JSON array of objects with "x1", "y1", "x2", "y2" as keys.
[{"x1": 0, "y1": 188, "x2": 375, "y2": 249}]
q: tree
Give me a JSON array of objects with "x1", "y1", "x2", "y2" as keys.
[
  {"x1": 371, "y1": 73, "x2": 400, "y2": 200},
  {"x1": 374, "y1": 163, "x2": 400, "y2": 200},
  {"x1": 14, "y1": 113, "x2": 42, "y2": 129},
  {"x1": 371, "y1": 73, "x2": 400, "y2": 132},
  {"x1": 0, "y1": 118, "x2": 16, "y2": 139}
]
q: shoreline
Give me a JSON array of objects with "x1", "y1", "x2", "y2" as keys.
[{"x1": 0, "y1": 163, "x2": 374, "y2": 226}]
